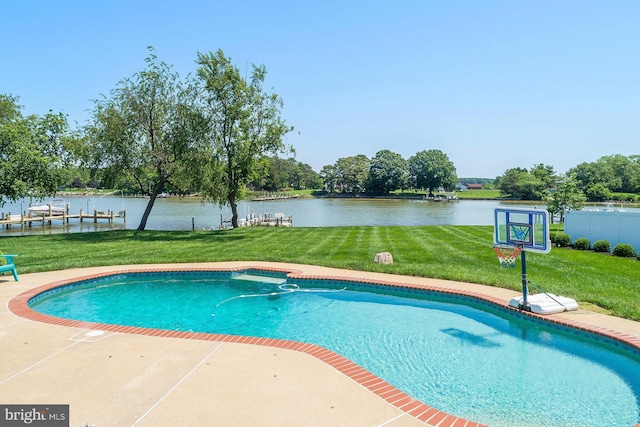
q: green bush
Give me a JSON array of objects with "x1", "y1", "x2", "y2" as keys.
[
  {"x1": 613, "y1": 243, "x2": 636, "y2": 257},
  {"x1": 610, "y1": 193, "x2": 637, "y2": 202},
  {"x1": 554, "y1": 232, "x2": 571, "y2": 248},
  {"x1": 550, "y1": 231, "x2": 566, "y2": 245},
  {"x1": 593, "y1": 240, "x2": 611, "y2": 253},
  {"x1": 573, "y1": 237, "x2": 590, "y2": 250}
]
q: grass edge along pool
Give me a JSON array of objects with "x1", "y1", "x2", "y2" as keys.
[{"x1": 25, "y1": 269, "x2": 640, "y2": 427}]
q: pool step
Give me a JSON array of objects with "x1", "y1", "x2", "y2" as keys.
[{"x1": 233, "y1": 274, "x2": 287, "y2": 284}]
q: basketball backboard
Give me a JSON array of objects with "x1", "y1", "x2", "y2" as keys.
[{"x1": 494, "y1": 208, "x2": 551, "y2": 253}]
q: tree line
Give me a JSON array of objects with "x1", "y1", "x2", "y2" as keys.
[
  {"x1": 496, "y1": 156, "x2": 640, "y2": 202},
  {"x1": 488, "y1": 158, "x2": 640, "y2": 222},
  {"x1": 319, "y1": 149, "x2": 457, "y2": 197}
]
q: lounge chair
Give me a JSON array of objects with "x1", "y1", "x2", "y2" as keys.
[{"x1": 0, "y1": 254, "x2": 19, "y2": 281}]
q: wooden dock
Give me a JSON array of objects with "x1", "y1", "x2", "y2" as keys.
[
  {"x1": 0, "y1": 209, "x2": 126, "y2": 230},
  {"x1": 220, "y1": 212, "x2": 292, "y2": 229},
  {"x1": 251, "y1": 194, "x2": 300, "y2": 201}
]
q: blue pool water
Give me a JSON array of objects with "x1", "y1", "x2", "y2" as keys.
[{"x1": 29, "y1": 271, "x2": 640, "y2": 427}]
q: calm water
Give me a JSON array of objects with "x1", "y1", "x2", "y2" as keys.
[
  {"x1": 1, "y1": 196, "x2": 533, "y2": 235},
  {"x1": 30, "y1": 271, "x2": 640, "y2": 427}
]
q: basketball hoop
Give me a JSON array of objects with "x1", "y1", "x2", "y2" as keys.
[{"x1": 493, "y1": 244, "x2": 523, "y2": 268}]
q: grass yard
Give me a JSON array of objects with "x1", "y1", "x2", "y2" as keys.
[
  {"x1": 1, "y1": 226, "x2": 639, "y2": 321},
  {"x1": 454, "y1": 189, "x2": 501, "y2": 199}
]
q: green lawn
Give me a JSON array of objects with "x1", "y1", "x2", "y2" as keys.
[
  {"x1": 2, "y1": 226, "x2": 639, "y2": 321},
  {"x1": 455, "y1": 189, "x2": 501, "y2": 199}
]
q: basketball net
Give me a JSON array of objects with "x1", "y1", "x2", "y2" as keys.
[{"x1": 493, "y1": 244, "x2": 523, "y2": 268}]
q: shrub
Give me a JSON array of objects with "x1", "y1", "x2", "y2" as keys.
[
  {"x1": 593, "y1": 240, "x2": 611, "y2": 253},
  {"x1": 573, "y1": 237, "x2": 590, "y2": 250},
  {"x1": 554, "y1": 232, "x2": 571, "y2": 248},
  {"x1": 613, "y1": 243, "x2": 636, "y2": 258}
]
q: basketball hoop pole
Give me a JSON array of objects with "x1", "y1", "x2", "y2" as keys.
[
  {"x1": 520, "y1": 247, "x2": 529, "y2": 311},
  {"x1": 494, "y1": 208, "x2": 551, "y2": 311}
]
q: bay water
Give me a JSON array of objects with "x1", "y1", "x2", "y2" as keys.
[{"x1": 1, "y1": 196, "x2": 535, "y2": 235}]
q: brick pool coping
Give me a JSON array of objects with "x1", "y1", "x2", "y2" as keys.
[{"x1": 8, "y1": 265, "x2": 640, "y2": 427}]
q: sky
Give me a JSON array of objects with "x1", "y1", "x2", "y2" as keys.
[{"x1": 2, "y1": 1, "x2": 639, "y2": 178}]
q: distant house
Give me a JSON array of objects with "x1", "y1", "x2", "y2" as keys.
[{"x1": 460, "y1": 183, "x2": 484, "y2": 191}]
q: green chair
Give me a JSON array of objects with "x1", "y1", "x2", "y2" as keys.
[{"x1": 0, "y1": 255, "x2": 19, "y2": 281}]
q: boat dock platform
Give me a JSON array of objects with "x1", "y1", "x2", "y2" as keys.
[
  {"x1": 251, "y1": 194, "x2": 299, "y2": 201},
  {"x1": 0, "y1": 209, "x2": 126, "y2": 230},
  {"x1": 220, "y1": 212, "x2": 292, "y2": 229}
]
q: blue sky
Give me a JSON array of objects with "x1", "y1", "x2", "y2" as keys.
[{"x1": 2, "y1": 1, "x2": 638, "y2": 178}]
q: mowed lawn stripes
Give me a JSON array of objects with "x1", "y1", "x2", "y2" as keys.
[{"x1": 3, "y1": 226, "x2": 639, "y2": 320}]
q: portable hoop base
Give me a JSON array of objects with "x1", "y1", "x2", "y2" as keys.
[{"x1": 493, "y1": 245, "x2": 523, "y2": 269}]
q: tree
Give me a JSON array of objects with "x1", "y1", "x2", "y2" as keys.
[
  {"x1": 570, "y1": 161, "x2": 612, "y2": 190},
  {"x1": 0, "y1": 94, "x2": 73, "y2": 206},
  {"x1": 321, "y1": 155, "x2": 369, "y2": 193},
  {"x1": 196, "y1": 50, "x2": 292, "y2": 228},
  {"x1": 279, "y1": 158, "x2": 321, "y2": 190},
  {"x1": 320, "y1": 164, "x2": 338, "y2": 193},
  {"x1": 599, "y1": 154, "x2": 640, "y2": 193},
  {"x1": 496, "y1": 165, "x2": 553, "y2": 200},
  {"x1": 254, "y1": 157, "x2": 321, "y2": 191},
  {"x1": 367, "y1": 149, "x2": 408, "y2": 195},
  {"x1": 260, "y1": 157, "x2": 286, "y2": 191},
  {"x1": 296, "y1": 161, "x2": 322, "y2": 189},
  {"x1": 334, "y1": 155, "x2": 369, "y2": 193},
  {"x1": 530, "y1": 163, "x2": 556, "y2": 189},
  {"x1": 569, "y1": 155, "x2": 640, "y2": 194},
  {"x1": 407, "y1": 149, "x2": 457, "y2": 196},
  {"x1": 88, "y1": 48, "x2": 204, "y2": 230},
  {"x1": 544, "y1": 175, "x2": 586, "y2": 223},
  {"x1": 584, "y1": 183, "x2": 612, "y2": 202}
]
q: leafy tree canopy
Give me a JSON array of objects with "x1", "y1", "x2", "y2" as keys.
[
  {"x1": 321, "y1": 155, "x2": 370, "y2": 193},
  {"x1": 88, "y1": 47, "x2": 206, "y2": 230},
  {"x1": 544, "y1": 174, "x2": 586, "y2": 223},
  {"x1": 496, "y1": 164, "x2": 555, "y2": 200},
  {"x1": 252, "y1": 156, "x2": 321, "y2": 191},
  {"x1": 367, "y1": 150, "x2": 408, "y2": 195},
  {"x1": 408, "y1": 149, "x2": 457, "y2": 196},
  {"x1": 569, "y1": 154, "x2": 640, "y2": 194},
  {"x1": 335, "y1": 154, "x2": 370, "y2": 193},
  {"x1": 584, "y1": 183, "x2": 612, "y2": 202},
  {"x1": 0, "y1": 94, "x2": 75, "y2": 206}
]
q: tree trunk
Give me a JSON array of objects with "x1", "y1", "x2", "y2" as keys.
[
  {"x1": 137, "y1": 184, "x2": 162, "y2": 231},
  {"x1": 230, "y1": 198, "x2": 239, "y2": 228},
  {"x1": 227, "y1": 178, "x2": 240, "y2": 227}
]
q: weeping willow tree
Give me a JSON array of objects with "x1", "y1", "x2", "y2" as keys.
[
  {"x1": 88, "y1": 48, "x2": 207, "y2": 230},
  {"x1": 195, "y1": 50, "x2": 293, "y2": 228}
]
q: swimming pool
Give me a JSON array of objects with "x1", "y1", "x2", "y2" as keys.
[{"x1": 26, "y1": 269, "x2": 640, "y2": 427}]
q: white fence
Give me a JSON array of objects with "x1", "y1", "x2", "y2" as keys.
[{"x1": 564, "y1": 209, "x2": 640, "y2": 252}]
